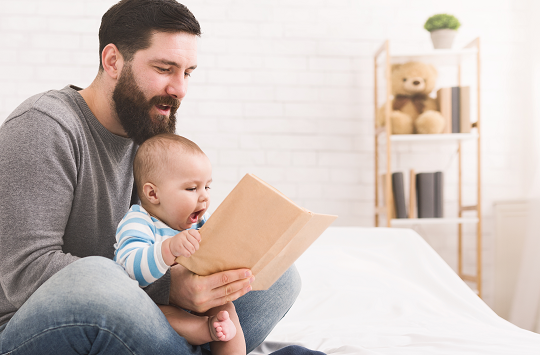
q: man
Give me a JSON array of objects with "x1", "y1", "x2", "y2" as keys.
[{"x1": 0, "y1": 0, "x2": 301, "y2": 354}]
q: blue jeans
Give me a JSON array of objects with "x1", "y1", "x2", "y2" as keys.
[{"x1": 0, "y1": 256, "x2": 301, "y2": 355}]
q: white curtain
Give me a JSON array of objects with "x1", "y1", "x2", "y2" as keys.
[{"x1": 509, "y1": 1, "x2": 540, "y2": 331}]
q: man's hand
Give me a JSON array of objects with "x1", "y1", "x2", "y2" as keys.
[{"x1": 169, "y1": 263, "x2": 254, "y2": 313}]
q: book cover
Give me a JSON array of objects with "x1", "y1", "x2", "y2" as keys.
[
  {"x1": 416, "y1": 173, "x2": 436, "y2": 218},
  {"x1": 391, "y1": 172, "x2": 407, "y2": 218},
  {"x1": 460, "y1": 86, "x2": 471, "y2": 133},
  {"x1": 175, "y1": 173, "x2": 338, "y2": 290},
  {"x1": 434, "y1": 171, "x2": 444, "y2": 218},
  {"x1": 437, "y1": 87, "x2": 452, "y2": 134},
  {"x1": 408, "y1": 169, "x2": 416, "y2": 219},
  {"x1": 451, "y1": 87, "x2": 460, "y2": 133},
  {"x1": 381, "y1": 173, "x2": 395, "y2": 219}
]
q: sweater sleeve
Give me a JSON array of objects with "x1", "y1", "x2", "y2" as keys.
[
  {"x1": 114, "y1": 207, "x2": 169, "y2": 287},
  {"x1": 0, "y1": 110, "x2": 80, "y2": 310}
]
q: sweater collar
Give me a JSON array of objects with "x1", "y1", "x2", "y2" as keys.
[{"x1": 65, "y1": 85, "x2": 136, "y2": 155}]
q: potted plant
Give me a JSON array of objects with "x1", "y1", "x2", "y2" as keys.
[{"x1": 424, "y1": 14, "x2": 461, "y2": 49}]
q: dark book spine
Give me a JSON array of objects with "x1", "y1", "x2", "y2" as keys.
[
  {"x1": 392, "y1": 172, "x2": 407, "y2": 218},
  {"x1": 451, "y1": 87, "x2": 460, "y2": 133},
  {"x1": 416, "y1": 173, "x2": 436, "y2": 218},
  {"x1": 434, "y1": 172, "x2": 444, "y2": 218}
]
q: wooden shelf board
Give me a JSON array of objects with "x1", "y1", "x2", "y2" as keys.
[
  {"x1": 377, "y1": 132, "x2": 478, "y2": 143},
  {"x1": 376, "y1": 48, "x2": 478, "y2": 65},
  {"x1": 390, "y1": 217, "x2": 479, "y2": 226}
]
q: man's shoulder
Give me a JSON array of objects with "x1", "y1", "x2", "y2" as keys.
[{"x1": 3, "y1": 86, "x2": 86, "y2": 131}]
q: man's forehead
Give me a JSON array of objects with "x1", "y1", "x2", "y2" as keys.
[
  {"x1": 139, "y1": 31, "x2": 198, "y2": 63},
  {"x1": 148, "y1": 31, "x2": 198, "y2": 50}
]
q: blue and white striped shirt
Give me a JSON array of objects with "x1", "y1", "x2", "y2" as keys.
[{"x1": 114, "y1": 204, "x2": 208, "y2": 287}]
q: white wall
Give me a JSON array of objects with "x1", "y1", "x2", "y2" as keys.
[{"x1": 0, "y1": 0, "x2": 535, "y2": 308}]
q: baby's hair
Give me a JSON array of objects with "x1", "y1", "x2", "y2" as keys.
[{"x1": 133, "y1": 133, "x2": 205, "y2": 199}]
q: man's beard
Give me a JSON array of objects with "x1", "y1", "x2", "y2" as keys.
[{"x1": 112, "y1": 64, "x2": 180, "y2": 145}]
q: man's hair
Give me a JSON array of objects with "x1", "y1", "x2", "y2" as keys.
[
  {"x1": 99, "y1": 0, "x2": 201, "y2": 70},
  {"x1": 133, "y1": 133, "x2": 205, "y2": 199}
]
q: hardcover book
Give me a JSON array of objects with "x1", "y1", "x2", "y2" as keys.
[
  {"x1": 438, "y1": 86, "x2": 471, "y2": 134},
  {"x1": 434, "y1": 171, "x2": 444, "y2": 218},
  {"x1": 175, "y1": 173, "x2": 338, "y2": 290},
  {"x1": 459, "y1": 86, "x2": 471, "y2": 133},
  {"x1": 451, "y1": 87, "x2": 461, "y2": 133},
  {"x1": 437, "y1": 87, "x2": 452, "y2": 134},
  {"x1": 392, "y1": 172, "x2": 407, "y2": 218},
  {"x1": 416, "y1": 172, "x2": 444, "y2": 218},
  {"x1": 416, "y1": 173, "x2": 436, "y2": 218}
]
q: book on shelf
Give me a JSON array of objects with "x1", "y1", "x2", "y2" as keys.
[
  {"x1": 408, "y1": 169, "x2": 416, "y2": 219},
  {"x1": 416, "y1": 172, "x2": 444, "y2": 218},
  {"x1": 459, "y1": 86, "x2": 471, "y2": 133},
  {"x1": 437, "y1": 86, "x2": 471, "y2": 134},
  {"x1": 391, "y1": 172, "x2": 407, "y2": 218},
  {"x1": 434, "y1": 171, "x2": 444, "y2": 218},
  {"x1": 451, "y1": 87, "x2": 460, "y2": 133},
  {"x1": 175, "y1": 173, "x2": 338, "y2": 291},
  {"x1": 381, "y1": 173, "x2": 396, "y2": 219},
  {"x1": 437, "y1": 87, "x2": 452, "y2": 134}
]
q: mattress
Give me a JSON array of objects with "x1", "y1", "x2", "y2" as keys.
[{"x1": 252, "y1": 227, "x2": 540, "y2": 354}]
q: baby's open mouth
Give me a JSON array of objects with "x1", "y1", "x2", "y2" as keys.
[{"x1": 189, "y1": 210, "x2": 203, "y2": 224}]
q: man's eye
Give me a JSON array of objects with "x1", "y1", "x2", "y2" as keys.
[
  {"x1": 184, "y1": 71, "x2": 191, "y2": 77},
  {"x1": 156, "y1": 67, "x2": 169, "y2": 72}
]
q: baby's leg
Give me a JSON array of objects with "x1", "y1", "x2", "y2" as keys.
[
  {"x1": 158, "y1": 305, "x2": 216, "y2": 346},
  {"x1": 207, "y1": 302, "x2": 246, "y2": 355}
]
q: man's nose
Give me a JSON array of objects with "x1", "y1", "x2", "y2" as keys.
[{"x1": 166, "y1": 74, "x2": 188, "y2": 99}]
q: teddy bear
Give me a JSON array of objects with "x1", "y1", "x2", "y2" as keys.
[{"x1": 376, "y1": 61, "x2": 446, "y2": 134}]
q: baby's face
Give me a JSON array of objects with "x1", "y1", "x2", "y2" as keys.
[{"x1": 157, "y1": 152, "x2": 212, "y2": 230}]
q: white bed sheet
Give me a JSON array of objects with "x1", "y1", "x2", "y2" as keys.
[{"x1": 252, "y1": 227, "x2": 540, "y2": 354}]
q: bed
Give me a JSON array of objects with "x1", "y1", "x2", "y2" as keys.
[{"x1": 252, "y1": 227, "x2": 540, "y2": 354}]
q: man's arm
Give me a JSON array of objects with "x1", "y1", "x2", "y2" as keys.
[{"x1": 0, "y1": 111, "x2": 80, "y2": 310}]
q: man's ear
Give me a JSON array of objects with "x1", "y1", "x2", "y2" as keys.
[
  {"x1": 142, "y1": 182, "x2": 160, "y2": 205},
  {"x1": 101, "y1": 43, "x2": 124, "y2": 80}
]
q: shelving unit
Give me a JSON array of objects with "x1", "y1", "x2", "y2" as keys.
[{"x1": 373, "y1": 38, "x2": 483, "y2": 297}]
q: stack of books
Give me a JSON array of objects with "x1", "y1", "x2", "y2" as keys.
[
  {"x1": 437, "y1": 86, "x2": 471, "y2": 134},
  {"x1": 388, "y1": 171, "x2": 444, "y2": 219}
]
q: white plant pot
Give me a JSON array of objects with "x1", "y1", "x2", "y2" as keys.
[{"x1": 430, "y1": 29, "x2": 457, "y2": 49}]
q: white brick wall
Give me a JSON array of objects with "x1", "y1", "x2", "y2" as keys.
[{"x1": 0, "y1": 0, "x2": 536, "y2": 308}]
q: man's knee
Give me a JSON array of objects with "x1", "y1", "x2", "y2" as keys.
[
  {"x1": 31, "y1": 256, "x2": 152, "y2": 325},
  {"x1": 273, "y1": 264, "x2": 302, "y2": 304}
]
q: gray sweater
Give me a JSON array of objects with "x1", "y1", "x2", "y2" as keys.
[{"x1": 0, "y1": 86, "x2": 170, "y2": 326}]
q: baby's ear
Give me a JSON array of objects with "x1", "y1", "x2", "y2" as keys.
[{"x1": 142, "y1": 182, "x2": 160, "y2": 205}]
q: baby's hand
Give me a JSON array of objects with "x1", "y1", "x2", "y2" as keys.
[{"x1": 169, "y1": 229, "x2": 201, "y2": 258}]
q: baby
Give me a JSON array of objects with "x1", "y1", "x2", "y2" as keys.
[{"x1": 114, "y1": 133, "x2": 245, "y2": 355}]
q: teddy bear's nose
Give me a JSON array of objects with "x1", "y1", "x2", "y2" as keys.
[{"x1": 413, "y1": 80, "x2": 420, "y2": 85}]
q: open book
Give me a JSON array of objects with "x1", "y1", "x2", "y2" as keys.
[{"x1": 175, "y1": 173, "x2": 338, "y2": 290}]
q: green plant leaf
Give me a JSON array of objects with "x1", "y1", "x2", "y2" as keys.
[{"x1": 424, "y1": 14, "x2": 461, "y2": 32}]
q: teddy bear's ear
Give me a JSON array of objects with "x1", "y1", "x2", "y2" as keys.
[{"x1": 391, "y1": 63, "x2": 402, "y2": 72}]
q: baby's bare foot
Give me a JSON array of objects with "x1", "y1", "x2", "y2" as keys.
[{"x1": 208, "y1": 310, "x2": 236, "y2": 342}]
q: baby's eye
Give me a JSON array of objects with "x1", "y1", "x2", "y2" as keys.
[
  {"x1": 186, "y1": 187, "x2": 196, "y2": 191},
  {"x1": 205, "y1": 186, "x2": 211, "y2": 191}
]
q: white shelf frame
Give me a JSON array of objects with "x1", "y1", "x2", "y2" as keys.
[
  {"x1": 377, "y1": 132, "x2": 479, "y2": 143},
  {"x1": 373, "y1": 38, "x2": 483, "y2": 297},
  {"x1": 390, "y1": 217, "x2": 479, "y2": 227}
]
